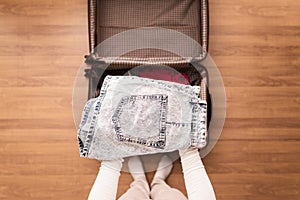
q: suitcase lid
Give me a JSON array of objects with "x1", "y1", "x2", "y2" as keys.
[{"x1": 88, "y1": 0, "x2": 209, "y2": 66}]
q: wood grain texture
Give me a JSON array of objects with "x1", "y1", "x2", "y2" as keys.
[{"x1": 0, "y1": 0, "x2": 299, "y2": 199}]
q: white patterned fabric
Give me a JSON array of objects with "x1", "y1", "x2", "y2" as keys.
[{"x1": 78, "y1": 75, "x2": 207, "y2": 160}]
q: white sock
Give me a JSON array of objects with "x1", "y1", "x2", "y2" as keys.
[
  {"x1": 151, "y1": 155, "x2": 173, "y2": 185},
  {"x1": 128, "y1": 156, "x2": 147, "y2": 181}
]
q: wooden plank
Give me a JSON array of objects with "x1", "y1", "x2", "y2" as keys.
[{"x1": 0, "y1": 0, "x2": 87, "y2": 26}]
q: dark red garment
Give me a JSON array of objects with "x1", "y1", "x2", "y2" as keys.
[{"x1": 132, "y1": 66, "x2": 190, "y2": 85}]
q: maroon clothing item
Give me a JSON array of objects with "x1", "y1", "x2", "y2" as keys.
[{"x1": 130, "y1": 66, "x2": 190, "y2": 85}]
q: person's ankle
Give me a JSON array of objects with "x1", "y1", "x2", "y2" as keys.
[
  {"x1": 151, "y1": 155, "x2": 173, "y2": 185},
  {"x1": 128, "y1": 156, "x2": 147, "y2": 181}
]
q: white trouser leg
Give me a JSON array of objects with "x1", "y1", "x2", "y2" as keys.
[
  {"x1": 118, "y1": 177, "x2": 150, "y2": 200},
  {"x1": 88, "y1": 159, "x2": 123, "y2": 200},
  {"x1": 179, "y1": 149, "x2": 216, "y2": 200}
]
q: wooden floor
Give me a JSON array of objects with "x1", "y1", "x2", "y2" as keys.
[{"x1": 0, "y1": 0, "x2": 299, "y2": 199}]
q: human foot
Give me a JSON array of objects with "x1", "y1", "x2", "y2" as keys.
[
  {"x1": 151, "y1": 155, "x2": 173, "y2": 185},
  {"x1": 128, "y1": 156, "x2": 147, "y2": 181}
]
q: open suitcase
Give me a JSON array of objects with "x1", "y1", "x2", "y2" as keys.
[{"x1": 81, "y1": 0, "x2": 212, "y2": 155}]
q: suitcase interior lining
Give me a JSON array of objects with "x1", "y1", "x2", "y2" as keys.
[{"x1": 96, "y1": 0, "x2": 202, "y2": 59}]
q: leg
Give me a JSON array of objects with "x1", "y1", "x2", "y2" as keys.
[
  {"x1": 118, "y1": 156, "x2": 151, "y2": 200},
  {"x1": 151, "y1": 179, "x2": 187, "y2": 200},
  {"x1": 88, "y1": 159, "x2": 123, "y2": 200},
  {"x1": 179, "y1": 148, "x2": 216, "y2": 200},
  {"x1": 150, "y1": 155, "x2": 187, "y2": 200},
  {"x1": 118, "y1": 178, "x2": 150, "y2": 200}
]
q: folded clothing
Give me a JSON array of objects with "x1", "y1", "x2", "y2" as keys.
[{"x1": 78, "y1": 75, "x2": 207, "y2": 160}]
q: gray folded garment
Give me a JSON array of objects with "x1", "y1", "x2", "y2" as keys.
[{"x1": 77, "y1": 75, "x2": 207, "y2": 160}]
